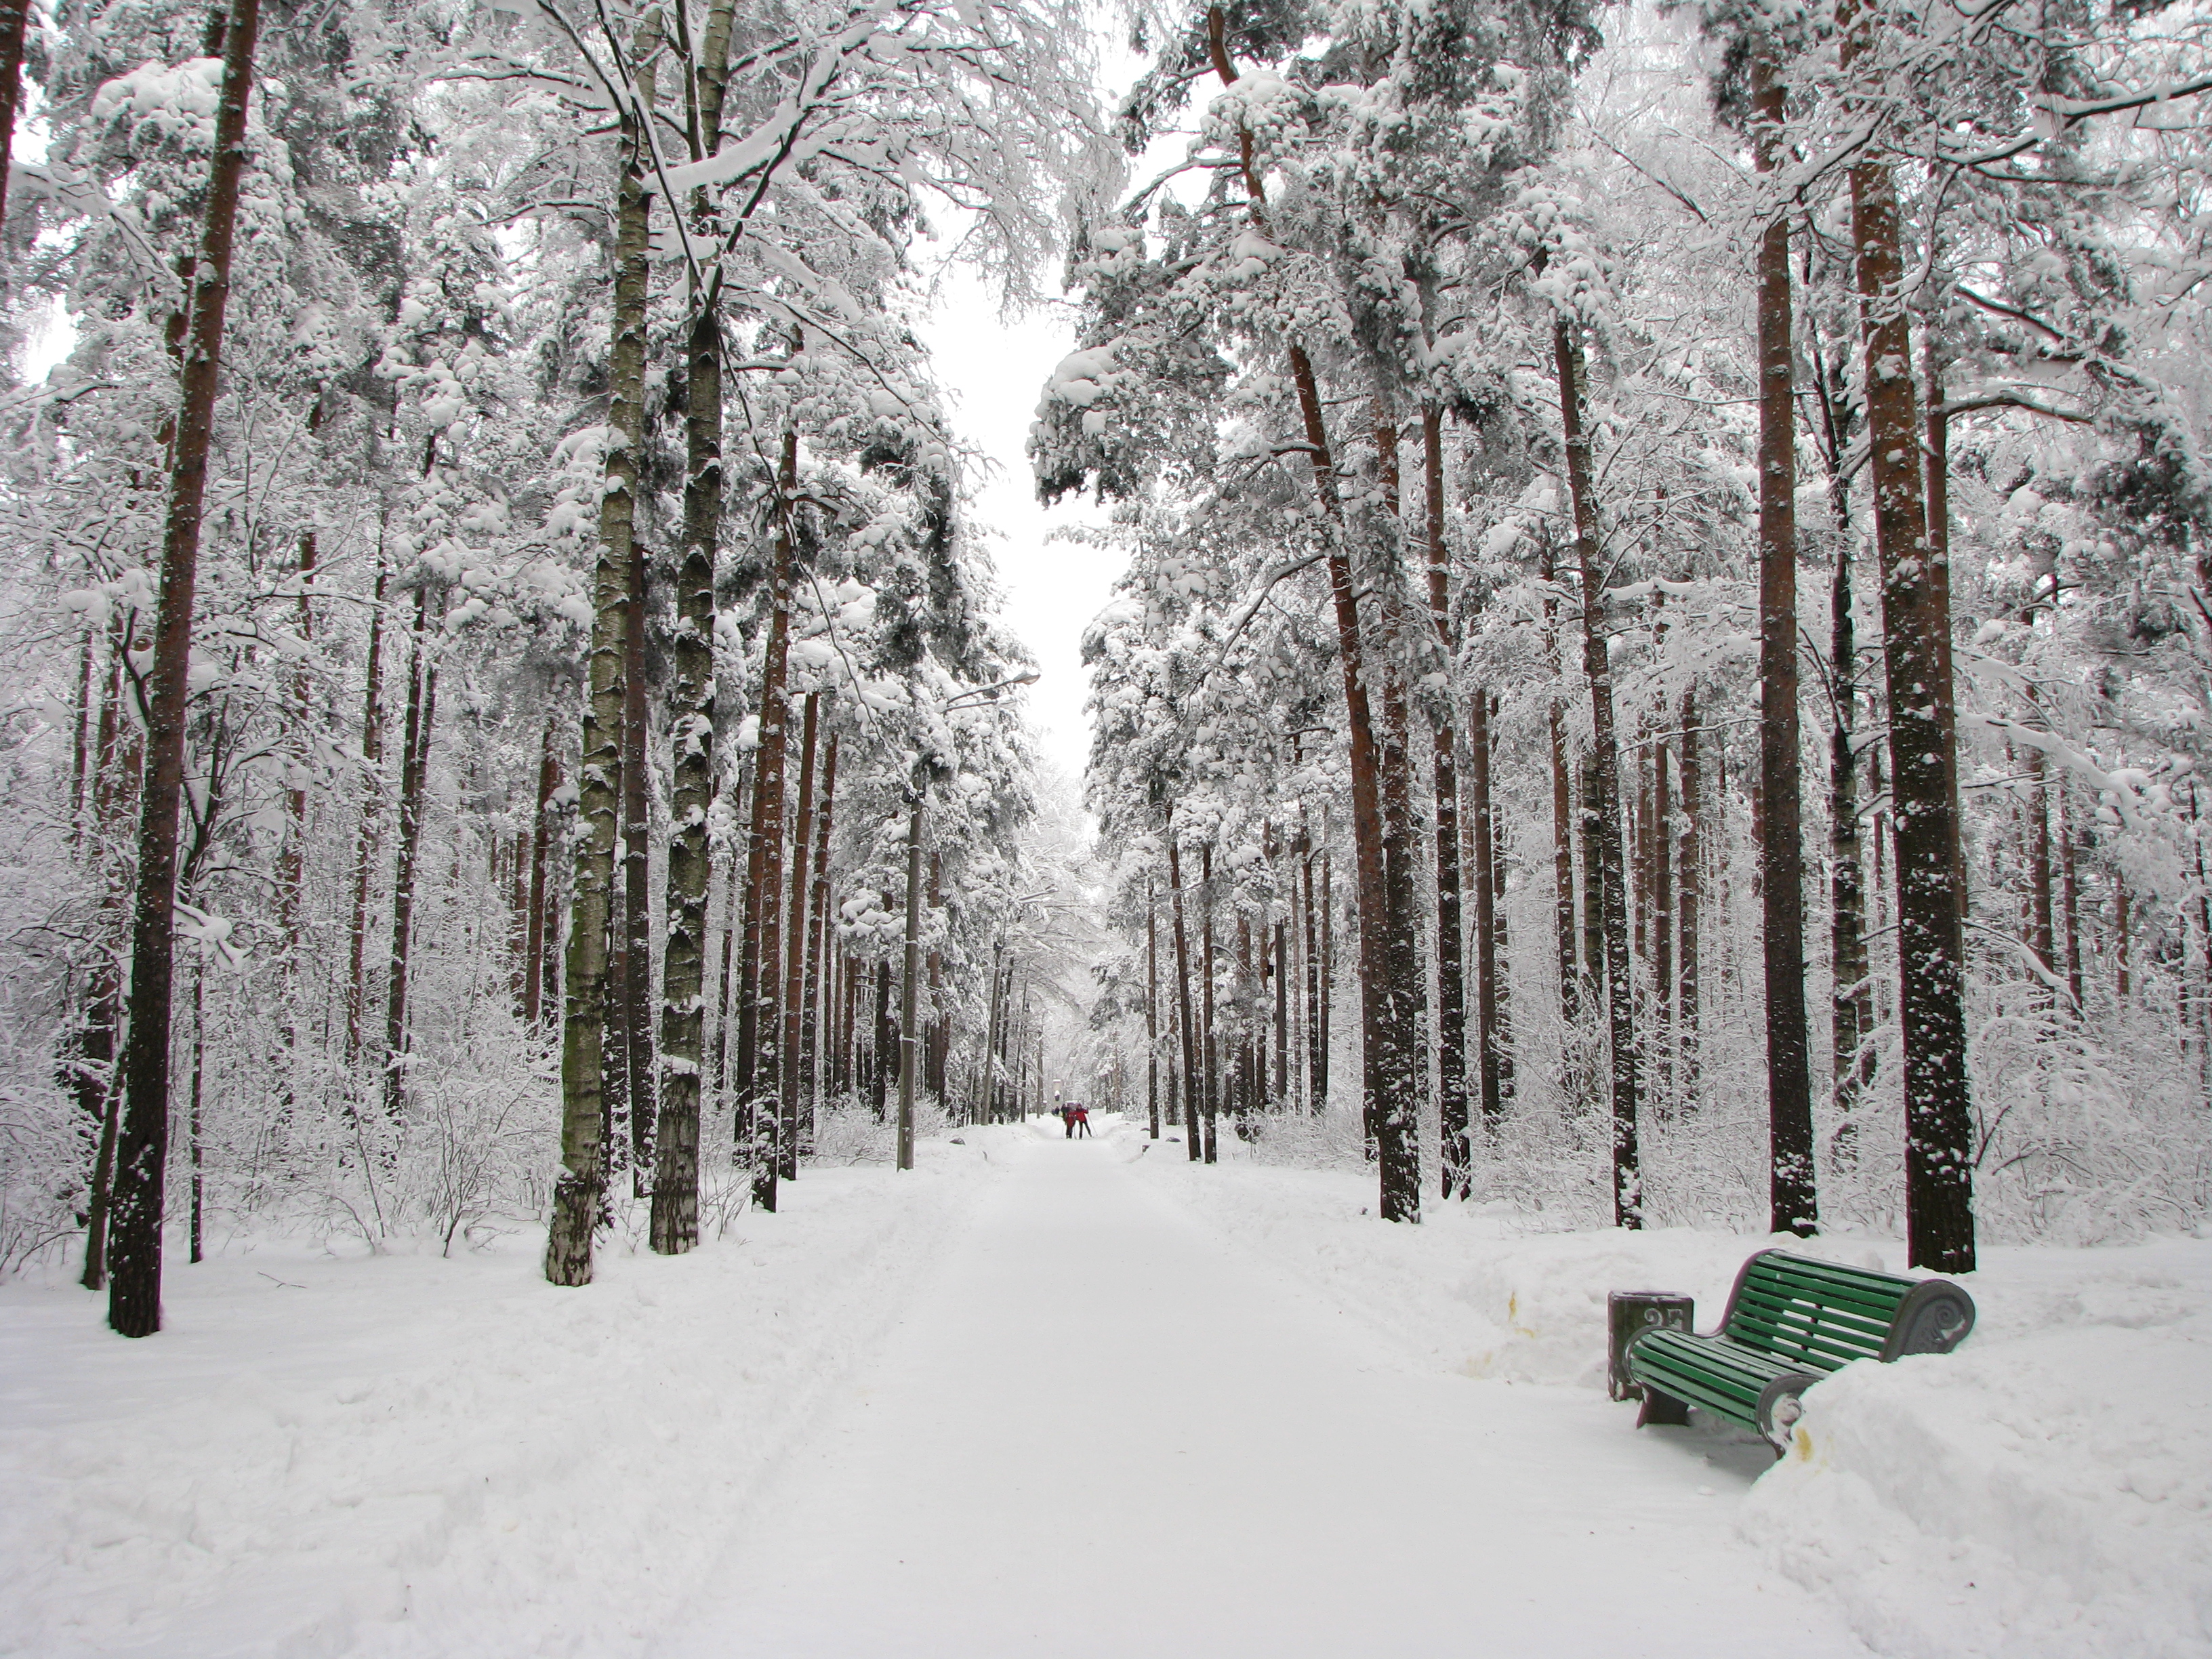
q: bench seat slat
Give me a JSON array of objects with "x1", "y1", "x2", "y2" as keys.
[
  {"x1": 1743, "y1": 1258, "x2": 1909, "y2": 1309},
  {"x1": 1734, "y1": 1278, "x2": 1900, "y2": 1332},
  {"x1": 1624, "y1": 1331, "x2": 1811, "y2": 1428},
  {"x1": 1730, "y1": 1288, "x2": 1893, "y2": 1346},
  {"x1": 1725, "y1": 1309, "x2": 1885, "y2": 1367},
  {"x1": 1738, "y1": 1268, "x2": 1904, "y2": 1322}
]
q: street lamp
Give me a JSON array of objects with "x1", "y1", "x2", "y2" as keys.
[{"x1": 898, "y1": 670, "x2": 1038, "y2": 1171}]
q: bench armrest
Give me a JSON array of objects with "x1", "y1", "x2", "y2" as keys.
[{"x1": 1880, "y1": 1277, "x2": 1976, "y2": 1359}]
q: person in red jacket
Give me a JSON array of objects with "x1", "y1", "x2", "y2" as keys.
[
  {"x1": 1060, "y1": 1103, "x2": 1076, "y2": 1138},
  {"x1": 1074, "y1": 1104, "x2": 1092, "y2": 1139}
]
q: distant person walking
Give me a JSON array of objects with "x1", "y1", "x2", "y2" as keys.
[{"x1": 1075, "y1": 1105, "x2": 1092, "y2": 1139}]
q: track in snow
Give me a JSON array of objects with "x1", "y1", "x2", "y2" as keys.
[{"x1": 657, "y1": 1121, "x2": 1870, "y2": 1657}]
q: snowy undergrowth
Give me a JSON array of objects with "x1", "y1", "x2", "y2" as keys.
[
  {"x1": 1119, "y1": 1119, "x2": 2212, "y2": 1659},
  {"x1": 0, "y1": 1135, "x2": 1007, "y2": 1659}
]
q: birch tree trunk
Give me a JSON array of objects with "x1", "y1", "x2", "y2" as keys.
[
  {"x1": 546, "y1": 11, "x2": 659, "y2": 1286},
  {"x1": 651, "y1": 0, "x2": 735, "y2": 1251}
]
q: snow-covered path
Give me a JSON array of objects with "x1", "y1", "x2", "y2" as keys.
[{"x1": 657, "y1": 1122, "x2": 1869, "y2": 1657}]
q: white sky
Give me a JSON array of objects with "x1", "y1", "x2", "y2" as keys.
[{"x1": 914, "y1": 268, "x2": 1110, "y2": 781}]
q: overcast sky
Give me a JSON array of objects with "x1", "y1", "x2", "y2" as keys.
[{"x1": 913, "y1": 266, "x2": 1111, "y2": 783}]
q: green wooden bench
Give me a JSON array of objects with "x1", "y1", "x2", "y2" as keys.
[{"x1": 1612, "y1": 1250, "x2": 1976, "y2": 1449}]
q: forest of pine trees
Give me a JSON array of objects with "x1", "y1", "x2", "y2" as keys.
[
  {"x1": 3, "y1": 0, "x2": 2212, "y2": 1332},
  {"x1": 1052, "y1": 0, "x2": 2212, "y2": 1269},
  {"x1": 0, "y1": 0, "x2": 1116, "y2": 1330}
]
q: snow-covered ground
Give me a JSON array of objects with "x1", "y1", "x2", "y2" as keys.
[{"x1": 2, "y1": 1115, "x2": 2205, "y2": 1656}]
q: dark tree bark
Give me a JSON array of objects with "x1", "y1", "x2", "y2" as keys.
[
  {"x1": 2114, "y1": 874, "x2": 2131, "y2": 1004},
  {"x1": 1168, "y1": 834, "x2": 1203, "y2": 1160},
  {"x1": 76, "y1": 631, "x2": 129, "y2": 1292},
  {"x1": 2059, "y1": 779, "x2": 2083, "y2": 1013},
  {"x1": 1422, "y1": 408, "x2": 1473, "y2": 1193},
  {"x1": 1844, "y1": 17, "x2": 1975, "y2": 1269},
  {"x1": 1541, "y1": 540, "x2": 1580, "y2": 1031},
  {"x1": 547, "y1": 13, "x2": 659, "y2": 1287},
  {"x1": 1555, "y1": 314, "x2": 1641, "y2": 1227},
  {"x1": 383, "y1": 585, "x2": 438, "y2": 1122},
  {"x1": 525, "y1": 718, "x2": 557, "y2": 1028},
  {"x1": 743, "y1": 429, "x2": 800, "y2": 1210},
  {"x1": 804, "y1": 733, "x2": 839, "y2": 1136},
  {"x1": 1208, "y1": 9, "x2": 1422, "y2": 1218},
  {"x1": 344, "y1": 553, "x2": 390, "y2": 1063},
  {"x1": 0, "y1": 0, "x2": 33, "y2": 229},
  {"x1": 105, "y1": 0, "x2": 265, "y2": 1336},
  {"x1": 1200, "y1": 840, "x2": 1220, "y2": 1164},
  {"x1": 924, "y1": 852, "x2": 946, "y2": 1104},
  {"x1": 1751, "y1": 53, "x2": 1818, "y2": 1235},
  {"x1": 777, "y1": 692, "x2": 821, "y2": 1184},
  {"x1": 1147, "y1": 880, "x2": 1162, "y2": 1136},
  {"x1": 872, "y1": 958, "x2": 892, "y2": 1121}
]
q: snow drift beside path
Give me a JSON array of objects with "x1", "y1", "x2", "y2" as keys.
[
  {"x1": 1124, "y1": 1126, "x2": 2212, "y2": 1659},
  {"x1": 0, "y1": 1140, "x2": 1000, "y2": 1659},
  {"x1": 1749, "y1": 1243, "x2": 2212, "y2": 1659}
]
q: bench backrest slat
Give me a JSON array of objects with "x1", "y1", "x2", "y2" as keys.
[{"x1": 1722, "y1": 1252, "x2": 1912, "y2": 1369}]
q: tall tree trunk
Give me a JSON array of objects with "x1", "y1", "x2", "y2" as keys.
[
  {"x1": 1555, "y1": 314, "x2": 1641, "y2": 1228},
  {"x1": 778, "y1": 691, "x2": 821, "y2": 1183},
  {"x1": 1303, "y1": 817, "x2": 1321, "y2": 1111},
  {"x1": 278, "y1": 518, "x2": 316, "y2": 937},
  {"x1": 1678, "y1": 689, "x2": 1702, "y2": 1108},
  {"x1": 1319, "y1": 841, "x2": 1332, "y2": 1111},
  {"x1": 1488, "y1": 694, "x2": 1515, "y2": 1107},
  {"x1": 1751, "y1": 54, "x2": 1817, "y2": 1235},
  {"x1": 105, "y1": 0, "x2": 264, "y2": 1336},
  {"x1": 1168, "y1": 834, "x2": 1203, "y2": 1160},
  {"x1": 1653, "y1": 720, "x2": 1673, "y2": 1107},
  {"x1": 1845, "y1": 22, "x2": 1975, "y2": 1270},
  {"x1": 1422, "y1": 408, "x2": 1473, "y2": 1194},
  {"x1": 1543, "y1": 541, "x2": 1580, "y2": 1031},
  {"x1": 76, "y1": 630, "x2": 129, "y2": 1292},
  {"x1": 525, "y1": 716, "x2": 557, "y2": 1027},
  {"x1": 2059, "y1": 779, "x2": 2083, "y2": 1014},
  {"x1": 383, "y1": 586, "x2": 438, "y2": 1123},
  {"x1": 1208, "y1": 8, "x2": 1420, "y2": 1218},
  {"x1": 743, "y1": 428, "x2": 800, "y2": 1209},
  {"x1": 804, "y1": 733, "x2": 838, "y2": 1134},
  {"x1": 0, "y1": 0, "x2": 32, "y2": 230},
  {"x1": 981, "y1": 942, "x2": 1004, "y2": 1125},
  {"x1": 924, "y1": 852, "x2": 946, "y2": 1103},
  {"x1": 1829, "y1": 552, "x2": 1872, "y2": 1153},
  {"x1": 650, "y1": 1, "x2": 735, "y2": 1248},
  {"x1": 547, "y1": 12, "x2": 659, "y2": 1286},
  {"x1": 872, "y1": 959, "x2": 892, "y2": 1121},
  {"x1": 2114, "y1": 873, "x2": 2131, "y2": 1004},
  {"x1": 1200, "y1": 840, "x2": 1220, "y2": 1164},
  {"x1": 2028, "y1": 743, "x2": 2055, "y2": 996},
  {"x1": 1469, "y1": 677, "x2": 1504, "y2": 1134},
  {"x1": 1147, "y1": 881, "x2": 1162, "y2": 1136},
  {"x1": 345, "y1": 552, "x2": 390, "y2": 1063}
]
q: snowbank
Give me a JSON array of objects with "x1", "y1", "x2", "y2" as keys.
[
  {"x1": 1126, "y1": 1127, "x2": 2212, "y2": 1658},
  {"x1": 0, "y1": 1138, "x2": 1004, "y2": 1658}
]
